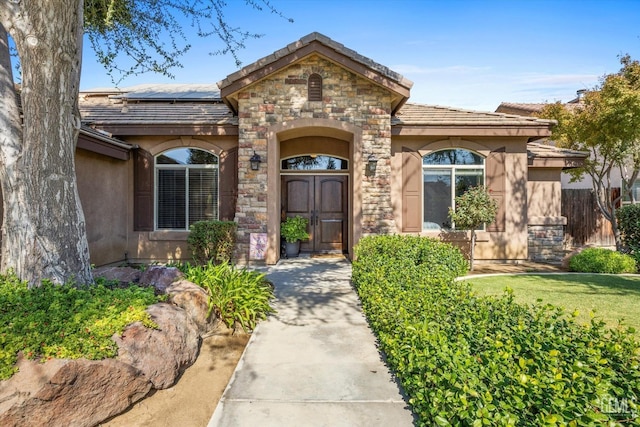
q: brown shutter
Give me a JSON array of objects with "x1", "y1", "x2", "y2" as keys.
[
  {"x1": 486, "y1": 148, "x2": 506, "y2": 232},
  {"x1": 133, "y1": 148, "x2": 154, "y2": 231},
  {"x1": 402, "y1": 147, "x2": 422, "y2": 232},
  {"x1": 219, "y1": 147, "x2": 238, "y2": 221}
]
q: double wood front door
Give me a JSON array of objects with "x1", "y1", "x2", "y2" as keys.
[{"x1": 281, "y1": 175, "x2": 348, "y2": 253}]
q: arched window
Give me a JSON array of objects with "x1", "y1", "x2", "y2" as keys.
[
  {"x1": 155, "y1": 148, "x2": 219, "y2": 230},
  {"x1": 422, "y1": 148, "x2": 484, "y2": 230},
  {"x1": 281, "y1": 155, "x2": 348, "y2": 171},
  {"x1": 308, "y1": 73, "x2": 322, "y2": 101}
]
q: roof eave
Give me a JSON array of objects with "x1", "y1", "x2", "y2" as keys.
[{"x1": 391, "y1": 125, "x2": 553, "y2": 137}]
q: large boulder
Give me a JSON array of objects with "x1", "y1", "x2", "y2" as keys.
[
  {"x1": 0, "y1": 266, "x2": 216, "y2": 426},
  {"x1": 140, "y1": 266, "x2": 184, "y2": 293},
  {"x1": 113, "y1": 303, "x2": 200, "y2": 389},
  {"x1": 92, "y1": 266, "x2": 142, "y2": 285},
  {"x1": 0, "y1": 356, "x2": 151, "y2": 427},
  {"x1": 167, "y1": 279, "x2": 212, "y2": 333}
]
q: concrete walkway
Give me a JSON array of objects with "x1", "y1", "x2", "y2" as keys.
[{"x1": 208, "y1": 257, "x2": 415, "y2": 427}]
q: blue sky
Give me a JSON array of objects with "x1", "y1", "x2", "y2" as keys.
[{"x1": 80, "y1": 0, "x2": 640, "y2": 112}]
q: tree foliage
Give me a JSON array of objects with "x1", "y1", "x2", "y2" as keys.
[
  {"x1": 539, "y1": 55, "x2": 640, "y2": 250},
  {"x1": 0, "y1": 0, "x2": 291, "y2": 285},
  {"x1": 84, "y1": 0, "x2": 293, "y2": 83},
  {"x1": 448, "y1": 186, "x2": 497, "y2": 270}
]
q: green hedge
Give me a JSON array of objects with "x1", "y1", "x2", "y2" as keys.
[
  {"x1": 188, "y1": 220, "x2": 237, "y2": 265},
  {"x1": 568, "y1": 247, "x2": 637, "y2": 274},
  {"x1": 352, "y1": 235, "x2": 640, "y2": 425},
  {"x1": 618, "y1": 204, "x2": 640, "y2": 267}
]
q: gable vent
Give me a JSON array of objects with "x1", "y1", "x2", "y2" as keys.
[{"x1": 308, "y1": 73, "x2": 323, "y2": 101}]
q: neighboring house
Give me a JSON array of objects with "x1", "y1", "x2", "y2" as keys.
[
  {"x1": 496, "y1": 96, "x2": 622, "y2": 247},
  {"x1": 72, "y1": 32, "x2": 586, "y2": 266}
]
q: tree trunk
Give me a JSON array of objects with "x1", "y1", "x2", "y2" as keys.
[
  {"x1": 469, "y1": 230, "x2": 476, "y2": 271},
  {"x1": 0, "y1": 1, "x2": 92, "y2": 286}
]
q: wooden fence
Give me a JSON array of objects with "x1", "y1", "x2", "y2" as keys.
[{"x1": 561, "y1": 188, "x2": 617, "y2": 248}]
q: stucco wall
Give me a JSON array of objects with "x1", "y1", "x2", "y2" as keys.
[
  {"x1": 390, "y1": 136, "x2": 530, "y2": 261},
  {"x1": 76, "y1": 148, "x2": 129, "y2": 266},
  {"x1": 528, "y1": 168, "x2": 562, "y2": 218}
]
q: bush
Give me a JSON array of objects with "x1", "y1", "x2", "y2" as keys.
[
  {"x1": 618, "y1": 204, "x2": 640, "y2": 266},
  {"x1": 0, "y1": 274, "x2": 159, "y2": 380},
  {"x1": 280, "y1": 215, "x2": 310, "y2": 243},
  {"x1": 188, "y1": 220, "x2": 237, "y2": 265},
  {"x1": 568, "y1": 247, "x2": 637, "y2": 274},
  {"x1": 352, "y1": 235, "x2": 640, "y2": 425},
  {"x1": 181, "y1": 262, "x2": 274, "y2": 331}
]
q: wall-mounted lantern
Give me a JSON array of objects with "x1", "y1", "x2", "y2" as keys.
[
  {"x1": 366, "y1": 154, "x2": 378, "y2": 175},
  {"x1": 250, "y1": 151, "x2": 262, "y2": 171}
]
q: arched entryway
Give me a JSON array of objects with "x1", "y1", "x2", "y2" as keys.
[
  {"x1": 265, "y1": 119, "x2": 363, "y2": 264},
  {"x1": 281, "y1": 153, "x2": 349, "y2": 254}
]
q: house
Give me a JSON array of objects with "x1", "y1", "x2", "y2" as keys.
[
  {"x1": 496, "y1": 97, "x2": 622, "y2": 247},
  {"x1": 76, "y1": 32, "x2": 586, "y2": 267}
]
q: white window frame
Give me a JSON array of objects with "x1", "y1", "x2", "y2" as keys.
[{"x1": 154, "y1": 148, "x2": 219, "y2": 231}]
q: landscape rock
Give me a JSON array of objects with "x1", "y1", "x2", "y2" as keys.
[
  {"x1": 167, "y1": 279, "x2": 213, "y2": 333},
  {"x1": 92, "y1": 266, "x2": 142, "y2": 285},
  {"x1": 0, "y1": 266, "x2": 212, "y2": 426},
  {"x1": 139, "y1": 266, "x2": 184, "y2": 293},
  {"x1": 0, "y1": 356, "x2": 151, "y2": 427},
  {"x1": 112, "y1": 303, "x2": 200, "y2": 389}
]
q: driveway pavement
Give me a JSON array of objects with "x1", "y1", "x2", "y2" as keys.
[{"x1": 208, "y1": 256, "x2": 415, "y2": 427}]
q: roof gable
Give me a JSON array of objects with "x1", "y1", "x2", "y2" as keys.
[{"x1": 217, "y1": 32, "x2": 413, "y2": 114}]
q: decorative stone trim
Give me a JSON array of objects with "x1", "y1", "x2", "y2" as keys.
[{"x1": 528, "y1": 223, "x2": 565, "y2": 263}]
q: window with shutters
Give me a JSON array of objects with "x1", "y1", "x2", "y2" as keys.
[
  {"x1": 308, "y1": 73, "x2": 322, "y2": 101},
  {"x1": 422, "y1": 149, "x2": 485, "y2": 230},
  {"x1": 155, "y1": 148, "x2": 219, "y2": 230}
]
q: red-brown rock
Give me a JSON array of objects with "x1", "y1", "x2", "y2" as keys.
[
  {"x1": 112, "y1": 303, "x2": 200, "y2": 389},
  {"x1": 0, "y1": 356, "x2": 151, "y2": 427}
]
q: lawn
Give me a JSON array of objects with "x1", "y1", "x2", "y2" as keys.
[{"x1": 465, "y1": 273, "x2": 640, "y2": 333}]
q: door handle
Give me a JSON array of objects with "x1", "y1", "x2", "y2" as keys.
[
  {"x1": 315, "y1": 210, "x2": 319, "y2": 226},
  {"x1": 310, "y1": 211, "x2": 315, "y2": 227}
]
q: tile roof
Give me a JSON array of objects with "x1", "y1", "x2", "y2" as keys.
[
  {"x1": 527, "y1": 141, "x2": 588, "y2": 159},
  {"x1": 393, "y1": 103, "x2": 554, "y2": 127},
  {"x1": 79, "y1": 87, "x2": 236, "y2": 126},
  {"x1": 217, "y1": 32, "x2": 413, "y2": 92},
  {"x1": 495, "y1": 101, "x2": 583, "y2": 116},
  {"x1": 495, "y1": 102, "x2": 546, "y2": 116}
]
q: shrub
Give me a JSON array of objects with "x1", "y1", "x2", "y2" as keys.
[
  {"x1": 280, "y1": 215, "x2": 310, "y2": 243},
  {"x1": 182, "y1": 262, "x2": 274, "y2": 331},
  {"x1": 448, "y1": 185, "x2": 498, "y2": 270},
  {"x1": 618, "y1": 204, "x2": 640, "y2": 266},
  {"x1": 569, "y1": 247, "x2": 637, "y2": 274},
  {"x1": 188, "y1": 220, "x2": 237, "y2": 265},
  {"x1": 0, "y1": 274, "x2": 159, "y2": 380},
  {"x1": 352, "y1": 235, "x2": 640, "y2": 425}
]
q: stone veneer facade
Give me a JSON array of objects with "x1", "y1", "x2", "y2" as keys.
[
  {"x1": 233, "y1": 55, "x2": 397, "y2": 261},
  {"x1": 527, "y1": 224, "x2": 566, "y2": 264}
]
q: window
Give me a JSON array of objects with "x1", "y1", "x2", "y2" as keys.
[
  {"x1": 308, "y1": 73, "x2": 322, "y2": 101},
  {"x1": 423, "y1": 149, "x2": 484, "y2": 230},
  {"x1": 281, "y1": 155, "x2": 348, "y2": 171},
  {"x1": 155, "y1": 148, "x2": 219, "y2": 230}
]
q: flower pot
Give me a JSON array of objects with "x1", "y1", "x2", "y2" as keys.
[{"x1": 285, "y1": 241, "x2": 301, "y2": 258}]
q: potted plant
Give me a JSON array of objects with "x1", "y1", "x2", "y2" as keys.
[{"x1": 281, "y1": 215, "x2": 310, "y2": 257}]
